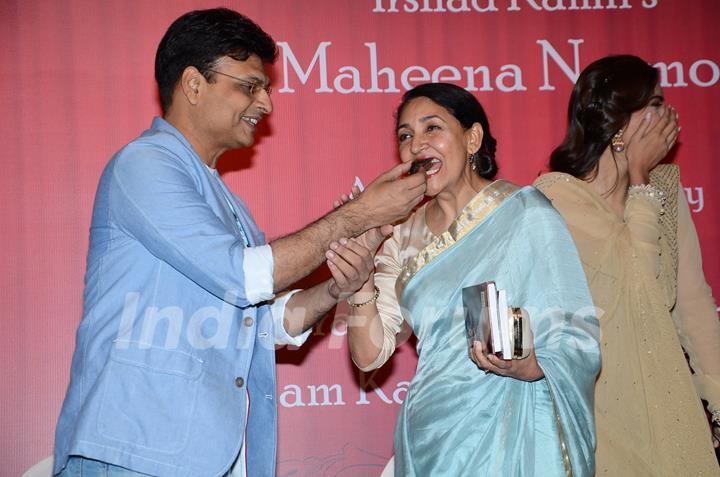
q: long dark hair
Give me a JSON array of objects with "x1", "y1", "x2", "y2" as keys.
[
  {"x1": 550, "y1": 55, "x2": 658, "y2": 180},
  {"x1": 395, "y1": 83, "x2": 498, "y2": 180}
]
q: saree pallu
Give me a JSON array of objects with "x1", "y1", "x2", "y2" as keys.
[{"x1": 393, "y1": 182, "x2": 600, "y2": 476}]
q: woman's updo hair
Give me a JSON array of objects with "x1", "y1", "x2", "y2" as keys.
[
  {"x1": 395, "y1": 82, "x2": 498, "y2": 180},
  {"x1": 550, "y1": 55, "x2": 659, "y2": 179}
]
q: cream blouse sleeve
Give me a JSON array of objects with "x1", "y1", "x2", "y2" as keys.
[
  {"x1": 670, "y1": 184, "x2": 720, "y2": 414},
  {"x1": 356, "y1": 209, "x2": 433, "y2": 372},
  {"x1": 354, "y1": 231, "x2": 407, "y2": 372}
]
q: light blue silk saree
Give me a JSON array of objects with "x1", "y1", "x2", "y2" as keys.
[{"x1": 393, "y1": 181, "x2": 600, "y2": 476}]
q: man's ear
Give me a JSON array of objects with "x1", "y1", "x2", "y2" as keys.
[
  {"x1": 466, "y1": 122, "x2": 484, "y2": 155},
  {"x1": 178, "y1": 66, "x2": 204, "y2": 105}
]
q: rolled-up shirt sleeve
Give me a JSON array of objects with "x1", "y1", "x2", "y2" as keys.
[
  {"x1": 111, "y1": 149, "x2": 260, "y2": 308},
  {"x1": 243, "y1": 244, "x2": 310, "y2": 346},
  {"x1": 270, "y1": 289, "x2": 312, "y2": 346},
  {"x1": 243, "y1": 244, "x2": 275, "y2": 303}
]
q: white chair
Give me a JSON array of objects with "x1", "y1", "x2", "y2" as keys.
[
  {"x1": 21, "y1": 456, "x2": 53, "y2": 477},
  {"x1": 379, "y1": 456, "x2": 395, "y2": 477}
]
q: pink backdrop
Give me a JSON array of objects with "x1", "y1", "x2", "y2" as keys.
[{"x1": 2, "y1": 1, "x2": 718, "y2": 475}]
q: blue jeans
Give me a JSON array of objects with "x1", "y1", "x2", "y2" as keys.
[{"x1": 56, "y1": 457, "x2": 153, "y2": 477}]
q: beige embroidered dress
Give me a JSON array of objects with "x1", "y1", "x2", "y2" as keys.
[{"x1": 535, "y1": 165, "x2": 720, "y2": 476}]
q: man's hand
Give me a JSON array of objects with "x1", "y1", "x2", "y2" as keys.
[
  {"x1": 349, "y1": 161, "x2": 426, "y2": 229},
  {"x1": 270, "y1": 162, "x2": 423, "y2": 294},
  {"x1": 331, "y1": 176, "x2": 397, "y2": 261},
  {"x1": 354, "y1": 225, "x2": 394, "y2": 250}
]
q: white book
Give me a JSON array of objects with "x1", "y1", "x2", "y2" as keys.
[
  {"x1": 497, "y1": 289, "x2": 512, "y2": 359},
  {"x1": 487, "y1": 282, "x2": 502, "y2": 353}
]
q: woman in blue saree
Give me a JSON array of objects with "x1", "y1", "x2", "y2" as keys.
[{"x1": 332, "y1": 83, "x2": 601, "y2": 476}]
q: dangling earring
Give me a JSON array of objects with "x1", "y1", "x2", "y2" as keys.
[
  {"x1": 468, "y1": 151, "x2": 478, "y2": 171},
  {"x1": 611, "y1": 129, "x2": 625, "y2": 153}
]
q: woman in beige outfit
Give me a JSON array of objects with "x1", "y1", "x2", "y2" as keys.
[{"x1": 535, "y1": 55, "x2": 720, "y2": 476}]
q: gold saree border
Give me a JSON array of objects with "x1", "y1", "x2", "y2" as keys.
[
  {"x1": 550, "y1": 388, "x2": 575, "y2": 477},
  {"x1": 395, "y1": 180, "x2": 519, "y2": 297}
]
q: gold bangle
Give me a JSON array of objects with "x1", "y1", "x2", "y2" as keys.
[{"x1": 347, "y1": 285, "x2": 379, "y2": 308}]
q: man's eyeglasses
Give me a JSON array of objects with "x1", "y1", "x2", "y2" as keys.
[{"x1": 206, "y1": 69, "x2": 272, "y2": 96}]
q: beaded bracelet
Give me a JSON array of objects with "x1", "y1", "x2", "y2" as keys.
[
  {"x1": 347, "y1": 285, "x2": 380, "y2": 308},
  {"x1": 628, "y1": 183, "x2": 666, "y2": 215},
  {"x1": 627, "y1": 183, "x2": 666, "y2": 204}
]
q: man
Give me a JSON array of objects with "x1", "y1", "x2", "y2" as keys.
[{"x1": 53, "y1": 8, "x2": 426, "y2": 477}]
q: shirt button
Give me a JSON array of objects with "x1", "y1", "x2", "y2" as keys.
[
  {"x1": 243, "y1": 317, "x2": 254, "y2": 327},
  {"x1": 235, "y1": 377, "x2": 245, "y2": 388}
]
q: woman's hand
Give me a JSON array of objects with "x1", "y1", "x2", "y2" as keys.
[
  {"x1": 333, "y1": 184, "x2": 363, "y2": 209},
  {"x1": 471, "y1": 341, "x2": 545, "y2": 382},
  {"x1": 325, "y1": 227, "x2": 391, "y2": 301},
  {"x1": 625, "y1": 105, "x2": 680, "y2": 185},
  {"x1": 326, "y1": 238, "x2": 376, "y2": 301}
]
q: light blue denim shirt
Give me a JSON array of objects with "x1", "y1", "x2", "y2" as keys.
[{"x1": 54, "y1": 118, "x2": 308, "y2": 477}]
